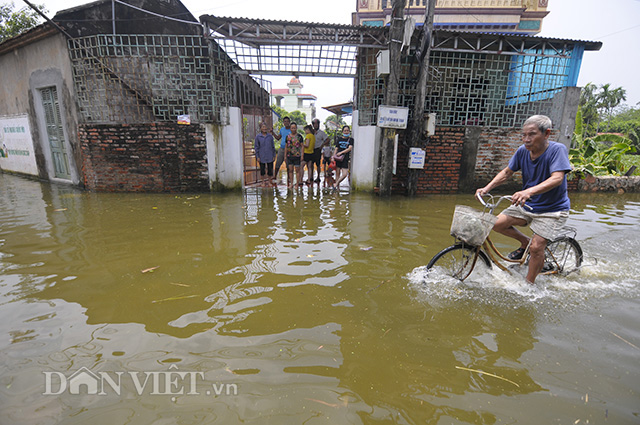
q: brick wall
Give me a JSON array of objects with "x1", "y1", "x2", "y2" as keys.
[
  {"x1": 390, "y1": 127, "x2": 565, "y2": 195},
  {"x1": 392, "y1": 127, "x2": 465, "y2": 195},
  {"x1": 79, "y1": 123, "x2": 209, "y2": 192},
  {"x1": 474, "y1": 127, "x2": 522, "y2": 187},
  {"x1": 474, "y1": 128, "x2": 561, "y2": 188}
]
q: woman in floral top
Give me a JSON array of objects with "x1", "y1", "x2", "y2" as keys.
[{"x1": 284, "y1": 122, "x2": 305, "y2": 188}]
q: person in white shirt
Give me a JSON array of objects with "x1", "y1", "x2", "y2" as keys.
[{"x1": 311, "y1": 118, "x2": 329, "y2": 183}]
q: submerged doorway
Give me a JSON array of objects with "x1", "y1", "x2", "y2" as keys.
[
  {"x1": 242, "y1": 105, "x2": 272, "y2": 186},
  {"x1": 39, "y1": 86, "x2": 71, "y2": 180}
]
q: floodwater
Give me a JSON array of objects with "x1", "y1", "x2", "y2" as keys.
[{"x1": 0, "y1": 172, "x2": 638, "y2": 425}]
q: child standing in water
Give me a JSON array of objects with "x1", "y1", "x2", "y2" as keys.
[{"x1": 284, "y1": 122, "x2": 305, "y2": 188}]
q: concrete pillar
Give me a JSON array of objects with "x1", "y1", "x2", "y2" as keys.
[
  {"x1": 351, "y1": 110, "x2": 380, "y2": 192},
  {"x1": 550, "y1": 87, "x2": 581, "y2": 149},
  {"x1": 458, "y1": 126, "x2": 482, "y2": 193},
  {"x1": 205, "y1": 106, "x2": 244, "y2": 191}
]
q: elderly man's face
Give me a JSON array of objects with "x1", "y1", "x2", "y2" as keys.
[{"x1": 521, "y1": 123, "x2": 549, "y2": 152}]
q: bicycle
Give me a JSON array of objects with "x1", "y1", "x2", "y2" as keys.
[{"x1": 426, "y1": 194, "x2": 583, "y2": 281}]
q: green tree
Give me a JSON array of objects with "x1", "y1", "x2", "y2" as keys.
[
  {"x1": 579, "y1": 82, "x2": 599, "y2": 134},
  {"x1": 570, "y1": 108, "x2": 636, "y2": 177},
  {"x1": 289, "y1": 110, "x2": 307, "y2": 127},
  {"x1": 270, "y1": 104, "x2": 306, "y2": 130},
  {"x1": 323, "y1": 114, "x2": 347, "y2": 142},
  {"x1": 607, "y1": 106, "x2": 640, "y2": 150},
  {"x1": 0, "y1": 2, "x2": 46, "y2": 43},
  {"x1": 596, "y1": 83, "x2": 627, "y2": 131}
]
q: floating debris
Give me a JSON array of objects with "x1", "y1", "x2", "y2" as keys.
[
  {"x1": 455, "y1": 365, "x2": 520, "y2": 388},
  {"x1": 141, "y1": 266, "x2": 160, "y2": 273},
  {"x1": 152, "y1": 294, "x2": 199, "y2": 303},
  {"x1": 305, "y1": 398, "x2": 340, "y2": 408},
  {"x1": 610, "y1": 331, "x2": 640, "y2": 350}
]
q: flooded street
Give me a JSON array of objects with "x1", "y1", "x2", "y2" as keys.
[{"x1": 0, "y1": 172, "x2": 638, "y2": 424}]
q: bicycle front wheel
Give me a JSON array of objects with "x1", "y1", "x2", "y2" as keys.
[
  {"x1": 427, "y1": 244, "x2": 491, "y2": 281},
  {"x1": 544, "y1": 237, "x2": 583, "y2": 275}
]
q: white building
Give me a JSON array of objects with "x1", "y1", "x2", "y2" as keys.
[{"x1": 270, "y1": 78, "x2": 317, "y2": 121}]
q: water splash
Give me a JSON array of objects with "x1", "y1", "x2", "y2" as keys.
[{"x1": 407, "y1": 238, "x2": 640, "y2": 308}]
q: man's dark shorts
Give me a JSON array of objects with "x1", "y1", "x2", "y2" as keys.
[{"x1": 313, "y1": 148, "x2": 322, "y2": 166}]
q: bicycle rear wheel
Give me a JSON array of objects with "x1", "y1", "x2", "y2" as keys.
[
  {"x1": 427, "y1": 244, "x2": 491, "y2": 281},
  {"x1": 543, "y1": 237, "x2": 583, "y2": 275}
]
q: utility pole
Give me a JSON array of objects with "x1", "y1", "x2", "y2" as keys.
[
  {"x1": 378, "y1": 0, "x2": 406, "y2": 197},
  {"x1": 112, "y1": 0, "x2": 116, "y2": 35},
  {"x1": 406, "y1": 0, "x2": 436, "y2": 197}
]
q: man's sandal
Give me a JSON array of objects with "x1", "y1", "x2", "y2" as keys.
[{"x1": 508, "y1": 247, "x2": 526, "y2": 260}]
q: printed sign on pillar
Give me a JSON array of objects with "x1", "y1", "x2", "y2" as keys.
[{"x1": 377, "y1": 105, "x2": 409, "y2": 129}]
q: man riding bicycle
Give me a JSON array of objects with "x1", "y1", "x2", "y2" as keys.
[{"x1": 476, "y1": 115, "x2": 572, "y2": 284}]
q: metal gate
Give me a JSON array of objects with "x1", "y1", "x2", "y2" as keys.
[{"x1": 242, "y1": 105, "x2": 272, "y2": 186}]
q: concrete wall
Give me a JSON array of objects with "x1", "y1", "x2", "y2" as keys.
[
  {"x1": 206, "y1": 107, "x2": 244, "y2": 191},
  {"x1": 0, "y1": 32, "x2": 81, "y2": 185},
  {"x1": 351, "y1": 110, "x2": 380, "y2": 192},
  {"x1": 568, "y1": 175, "x2": 640, "y2": 193}
]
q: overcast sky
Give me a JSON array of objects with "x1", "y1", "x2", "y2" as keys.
[{"x1": 35, "y1": 0, "x2": 640, "y2": 122}]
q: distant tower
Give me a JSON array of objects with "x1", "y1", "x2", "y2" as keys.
[
  {"x1": 288, "y1": 77, "x2": 302, "y2": 95},
  {"x1": 270, "y1": 77, "x2": 317, "y2": 121}
]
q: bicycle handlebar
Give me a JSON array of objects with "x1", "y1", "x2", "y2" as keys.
[
  {"x1": 475, "y1": 192, "x2": 491, "y2": 207},
  {"x1": 476, "y1": 192, "x2": 533, "y2": 212}
]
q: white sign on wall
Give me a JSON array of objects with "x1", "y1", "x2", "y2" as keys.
[
  {"x1": 0, "y1": 115, "x2": 38, "y2": 176},
  {"x1": 408, "y1": 147, "x2": 426, "y2": 169},
  {"x1": 377, "y1": 105, "x2": 409, "y2": 129}
]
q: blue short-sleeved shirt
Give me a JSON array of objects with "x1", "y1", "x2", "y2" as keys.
[
  {"x1": 508, "y1": 141, "x2": 572, "y2": 213},
  {"x1": 279, "y1": 128, "x2": 292, "y2": 150}
]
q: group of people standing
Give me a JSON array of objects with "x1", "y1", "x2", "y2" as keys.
[{"x1": 253, "y1": 116, "x2": 354, "y2": 190}]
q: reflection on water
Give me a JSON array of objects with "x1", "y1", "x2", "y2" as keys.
[{"x1": 0, "y1": 173, "x2": 638, "y2": 424}]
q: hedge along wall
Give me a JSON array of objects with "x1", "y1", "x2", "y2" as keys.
[{"x1": 79, "y1": 123, "x2": 209, "y2": 192}]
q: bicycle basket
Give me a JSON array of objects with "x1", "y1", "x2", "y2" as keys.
[{"x1": 450, "y1": 205, "x2": 497, "y2": 246}]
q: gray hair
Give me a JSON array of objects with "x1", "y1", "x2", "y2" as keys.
[{"x1": 523, "y1": 115, "x2": 552, "y2": 133}]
